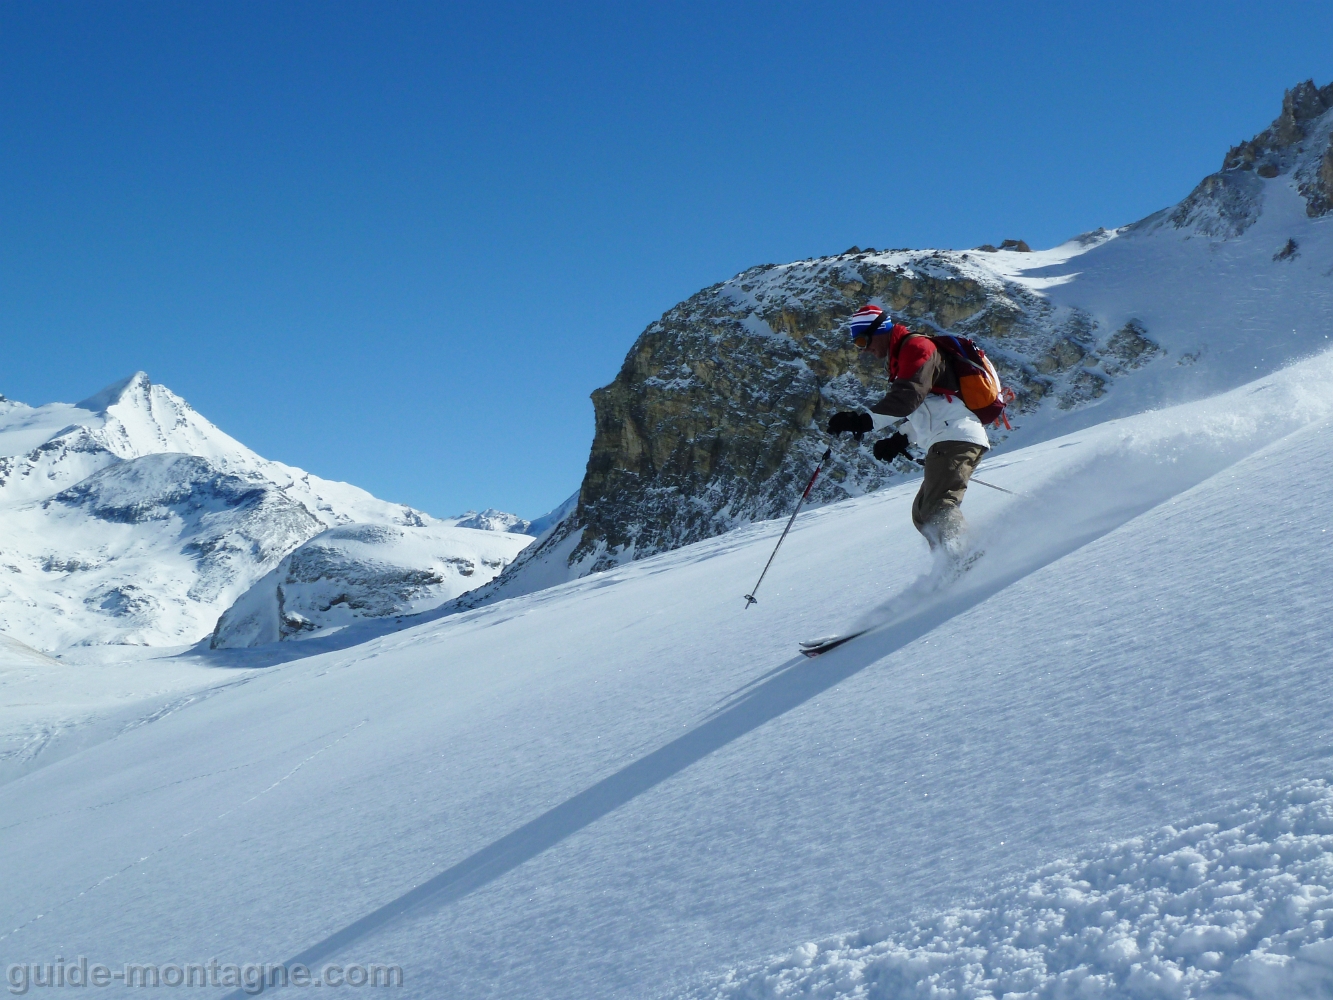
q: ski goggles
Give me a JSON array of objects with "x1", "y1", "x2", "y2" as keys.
[{"x1": 851, "y1": 311, "x2": 889, "y2": 348}]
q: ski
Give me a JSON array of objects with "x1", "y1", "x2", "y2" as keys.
[
  {"x1": 798, "y1": 549, "x2": 985, "y2": 658},
  {"x1": 798, "y1": 631, "x2": 868, "y2": 657}
]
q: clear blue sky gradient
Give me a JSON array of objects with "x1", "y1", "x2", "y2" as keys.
[{"x1": 3, "y1": 2, "x2": 1331, "y2": 518}]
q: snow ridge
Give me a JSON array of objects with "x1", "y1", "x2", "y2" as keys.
[{"x1": 693, "y1": 780, "x2": 1333, "y2": 1000}]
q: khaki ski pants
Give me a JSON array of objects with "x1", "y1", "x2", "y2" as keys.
[{"x1": 911, "y1": 440, "x2": 987, "y2": 538}]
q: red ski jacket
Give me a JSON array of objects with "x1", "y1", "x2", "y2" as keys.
[{"x1": 870, "y1": 324, "x2": 961, "y2": 419}]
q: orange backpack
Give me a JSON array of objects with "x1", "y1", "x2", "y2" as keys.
[{"x1": 925, "y1": 333, "x2": 1013, "y2": 429}]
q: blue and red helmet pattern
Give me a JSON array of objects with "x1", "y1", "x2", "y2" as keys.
[{"x1": 849, "y1": 304, "x2": 885, "y2": 339}]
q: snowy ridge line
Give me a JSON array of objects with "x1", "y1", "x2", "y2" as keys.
[{"x1": 686, "y1": 779, "x2": 1333, "y2": 1000}]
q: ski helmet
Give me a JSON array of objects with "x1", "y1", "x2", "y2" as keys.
[{"x1": 849, "y1": 304, "x2": 888, "y2": 346}]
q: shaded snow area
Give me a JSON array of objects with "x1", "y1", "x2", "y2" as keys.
[
  {"x1": 210, "y1": 522, "x2": 531, "y2": 647},
  {"x1": 695, "y1": 781, "x2": 1333, "y2": 999},
  {"x1": 1, "y1": 350, "x2": 1330, "y2": 999},
  {"x1": 0, "y1": 372, "x2": 528, "y2": 649}
]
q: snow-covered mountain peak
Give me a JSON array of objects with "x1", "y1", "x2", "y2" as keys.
[
  {"x1": 72, "y1": 370, "x2": 259, "y2": 470},
  {"x1": 74, "y1": 370, "x2": 152, "y2": 412},
  {"x1": 0, "y1": 375, "x2": 533, "y2": 649},
  {"x1": 0, "y1": 372, "x2": 267, "y2": 507}
]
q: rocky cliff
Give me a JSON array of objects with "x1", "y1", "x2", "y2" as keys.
[{"x1": 570, "y1": 256, "x2": 1037, "y2": 568}]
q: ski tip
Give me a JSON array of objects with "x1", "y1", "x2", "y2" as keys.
[
  {"x1": 798, "y1": 635, "x2": 841, "y2": 649},
  {"x1": 798, "y1": 630, "x2": 867, "y2": 657}
]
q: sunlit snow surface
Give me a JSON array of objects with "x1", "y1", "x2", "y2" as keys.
[
  {"x1": 1, "y1": 349, "x2": 1331, "y2": 998},
  {"x1": 699, "y1": 781, "x2": 1333, "y2": 998}
]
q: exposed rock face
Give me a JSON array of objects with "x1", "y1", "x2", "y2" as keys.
[
  {"x1": 555, "y1": 251, "x2": 1160, "y2": 570},
  {"x1": 1102, "y1": 319, "x2": 1162, "y2": 375},
  {"x1": 1222, "y1": 80, "x2": 1333, "y2": 171},
  {"x1": 1168, "y1": 169, "x2": 1265, "y2": 238},
  {"x1": 573, "y1": 257, "x2": 985, "y2": 567},
  {"x1": 1300, "y1": 137, "x2": 1333, "y2": 218},
  {"x1": 1208, "y1": 79, "x2": 1333, "y2": 223},
  {"x1": 210, "y1": 521, "x2": 532, "y2": 648}
]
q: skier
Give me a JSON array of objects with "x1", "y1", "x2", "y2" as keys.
[{"x1": 825, "y1": 304, "x2": 990, "y2": 552}]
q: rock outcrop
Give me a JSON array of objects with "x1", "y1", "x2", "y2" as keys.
[
  {"x1": 542, "y1": 249, "x2": 1159, "y2": 571},
  {"x1": 1206, "y1": 79, "x2": 1333, "y2": 223},
  {"x1": 210, "y1": 521, "x2": 532, "y2": 648},
  {"x1": 571, "y1": 257, "x2": 993, "y2": 567}
]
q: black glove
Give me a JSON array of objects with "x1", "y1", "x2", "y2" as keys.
[
  {"x1": 873, "y1": 432, "x2": 910, "y2": 463},
  {"x1": 826, "y1": 411, "x2": 873, "y2": 441}
]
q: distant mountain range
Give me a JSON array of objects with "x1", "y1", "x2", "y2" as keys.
[{"x1": 0, "y1": 372, "x2": 533, "y2": 649}]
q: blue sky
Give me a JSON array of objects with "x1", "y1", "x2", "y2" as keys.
[{"x1": 3, "y1": 1, "x2": 1331, "y2": 518}]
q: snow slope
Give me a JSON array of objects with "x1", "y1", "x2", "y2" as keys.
[
  {"x1": 986, "y1": 177, "x2": 1333, "y2": 434},
  {"x1": 2, "y1": 349, "x2": 1331, "y2": 999},
  {"x1": 696, "y1": 781, "x2": 1333, "y2": 999},
  {"x1": 0, "y1": 373, "x2": 527, "y2": 649}
]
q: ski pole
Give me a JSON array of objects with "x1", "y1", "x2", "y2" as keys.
[
  {"x1": 908, "y1": 456, "x2": 1023, "y2": 496},
  {"x1": 970, "y1": 475, "x2": 1022, "y2": 497},
  {"x1": 743, "y1": 447, "x2": 832, "y2": 608}
]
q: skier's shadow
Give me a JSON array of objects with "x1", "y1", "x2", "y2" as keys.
[{"x1": 236, "y1": 567, "x2": 1034, "y2": 994}]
